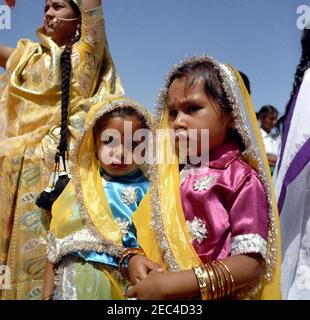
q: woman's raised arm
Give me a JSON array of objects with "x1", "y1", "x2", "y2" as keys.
[{"x1": 0, "y1": 45, "x2": 15, "y2": 69}]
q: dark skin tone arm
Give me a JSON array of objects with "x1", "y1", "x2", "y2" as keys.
[
  {"x1": 127, "y1": 254, "x2": 264, "y2": 300},
  {"x1": 0, "y1": 45, "x2": 15, "y2": 69}
]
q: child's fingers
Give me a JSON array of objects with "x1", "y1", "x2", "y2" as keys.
[
  {"x1": 126, "y1": 286, "x2": 136, "y2": 298},
  {"x1": 145, "y1": 260, "x2": 164, "y2": 272}
]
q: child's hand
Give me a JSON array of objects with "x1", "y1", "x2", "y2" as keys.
[
  {"x1": 126, "y1": 269, "x2": 199, "y2": 300},
  {"x1": 126, "y1": 270, "x2": 171, "y2": 299},
  {"x1": 127, "y1": 255, "x2": 164, "y2": 285}
]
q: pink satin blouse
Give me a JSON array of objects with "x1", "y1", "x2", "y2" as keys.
[{"x1": 180, "y1": 141, "x2": 268, "y2": 263}]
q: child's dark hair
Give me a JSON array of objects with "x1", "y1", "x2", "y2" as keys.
[
  {"x1": 168, "y1": 60, "x2": 245, "y2": 150},
  {"x1": 36, "y1": 2, "x2": 81, "y2": 210},
  {"x1": 168, "y1": 61, "x2": 233, "y2": 116},
  {"x1": 279, "y1": 26, "x2": 310, "y2": 132},
  {"x1": 93, "y1": 106, "x2": 148, "y2": 141}
]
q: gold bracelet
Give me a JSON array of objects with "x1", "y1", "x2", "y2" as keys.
[
  {"x1": 211, "y1": 261, "x2": 225, "y2": 299},
  {"x1": 192, "y1": 265, "x2": 209, "y2": 300},
  {"x1": 204, "y1": 262, "x2": 217, "y2": 300},
  {"x1": 216, "y1": 260, "x2": 235, "y2": 294},
  {"x1": 214, "y1": 261, "x2": 231, "y2": 296},
  {"x1": 214, "y1": 261, "x2": 229, "y2": 297},
  {"x1": 42, "y1": 295, "x2": 53, "y2": 300}
]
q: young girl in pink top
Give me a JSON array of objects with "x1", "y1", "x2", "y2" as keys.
[{"x1": 127, "y1": 55, "x2": 281, "y2": 300}]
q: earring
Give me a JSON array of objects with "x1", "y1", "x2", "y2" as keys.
[{"x1": 75, "y1": 24, "x2": 81, "y2": 40}]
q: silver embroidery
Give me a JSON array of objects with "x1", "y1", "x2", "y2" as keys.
[
  {"x1": 47, "y1": 229, "x2": 121, "y2": 264},
  {"x1": 193, "y1": 175, "x2": 217, "y2": 191},
  {"x1": 115, "y1": 218, "x2": 130, "y2": 237},
  {"x1": 231, "y1": 233, "x2": 267, "y2": 258},
  {"x1": 54, "y1": 256, "x2": 78, "y2": 300},
  {"x1": 186, "y1": 217, "x2": 208, "y2": 244},
  {"x1": 121, "y1": 186, "x2": 137, "y2": 205}
]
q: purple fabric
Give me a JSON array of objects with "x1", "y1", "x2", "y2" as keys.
[
  {"x1": 278, "y1": 136, "x2": 310, "y2": 213},
  {"x1": 180, "y1": 141, "x2": 269, "y2": 262},
  {"x1": 276, "y1": 88, "x2": 300, "y2": 175}
]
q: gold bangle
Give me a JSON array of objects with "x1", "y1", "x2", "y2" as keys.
[
  {"x1": 192, "y1": 265, "x2": 209, "y2": 300},
  {"x1": 213, "y1": 261, "x2": 231, "y2": 298},
  {"x1": 214, "y1": 261, "x2": 231, "y2": 296},
  {"x1": 204, "y1": 262, "x2": 217, "y2": 300},
  {"x1": 216, "y1": 260, "x2": 235, "y2": 294},
  {"x1": 211, "y1": 261, "x2": 225, "y2": 299},
  {"x1": 42, "y1": 295, "x2": 53, "y2": 300}
]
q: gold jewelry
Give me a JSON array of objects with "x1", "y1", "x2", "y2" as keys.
[
  {"x1": 214, "y1": 260, "x2": 231, "y2": 296},
  {"x1": 211, "y1": 261, "x2": 225, "y2": 299},
  {"x1": 217, "y1": 260, "x2": 235, "y2": 293},
  {"x1": 119, "y1": 247, "x2": 146, "y2": 280},
  {"x1": 204, "y1": 262, "x2": 217, "y2": 299},
  {"x1": 216, "y1": 260, "x2": 235, "y2": 294},
  {"x1": 214, "y1": 261, "x2": 228, "y2": 298},
  {"x1": 192, "y1": 265, "x2": 209, "y2": 300},
  {"x1": 42, "y1": 295, "x2": 53, "y2": 300}
]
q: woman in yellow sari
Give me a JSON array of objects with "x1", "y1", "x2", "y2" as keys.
[
  {"x1": 43, "y1": 98, "x2": 157, "y2": 300},
  {"x1": 128, "y1": 55, "x2": 281, "y2": 300},
  {"x1": 0, "y1": 0, "x2": 123, "y2": 300}
]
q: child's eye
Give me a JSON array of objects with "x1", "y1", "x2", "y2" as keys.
[
  {"x1": 187, "y1": 105, "x2": 201, "y2": 114},
  {"x1": 168, "y1": 110, "x2": 177, "y2": 118}
]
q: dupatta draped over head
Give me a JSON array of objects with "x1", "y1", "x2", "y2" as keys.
[
  {"x1": 0, "y1": 2, "x2": 123, "y2": 300},
  {"x1": 48, "y1": 98, "x2": 153, "y2": 299},
  {"x1": 133, "y1": 55, "x2": 281, "y2": 300}
]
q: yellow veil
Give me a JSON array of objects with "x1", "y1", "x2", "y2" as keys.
[
  {"x1": 133, "y1": 55, "x2": 281, "y2": 299},
  {"x1": 50, "y1": 97, "x2": 154, "y2": 262}
]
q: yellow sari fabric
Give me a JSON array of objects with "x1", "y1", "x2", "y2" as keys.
[
  {"x1": 49, "y1": 98, "x2": 153, "y2": 299},
  {"x1": 0, "y1": 5, "x2": 123, "y2": 300},
  {"x1": 134, "y1": 56, "x2": 281, "y2": 299}
]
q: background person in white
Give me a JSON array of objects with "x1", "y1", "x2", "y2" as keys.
[{"x1": 258, "y1": 105, "x2": 281, "y2": 174}]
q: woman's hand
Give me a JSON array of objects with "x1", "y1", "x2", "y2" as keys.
[{"x1": 127, "y1": 255, "x2": 164, "y2": 285}]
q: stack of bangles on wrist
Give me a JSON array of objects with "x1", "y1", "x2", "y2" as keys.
[
  {"x1": 119, "y1": 247, "x2": 146, "y2": 280},
  {"x1": 193, "y1": 260, "x2": 235, "y2": 300}
]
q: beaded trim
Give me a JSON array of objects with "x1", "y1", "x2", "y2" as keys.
[
  {"x1": 231, "y1": 234, "x2": 267, "y2": 259},
  {"x1": 47, "y1": 230, "x2": 123, "y2": 264}
]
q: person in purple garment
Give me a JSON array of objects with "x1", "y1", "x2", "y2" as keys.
[{"x1": 274, "y1": 25, "x2": 310, "y2": 300}]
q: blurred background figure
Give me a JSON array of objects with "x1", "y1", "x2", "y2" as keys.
[
  {"x1": 257, "y1": 105, "x2": 281, "y2": 174},
  {"x1": 273, "y1": 25, "x2": 310, "y2": 300}
]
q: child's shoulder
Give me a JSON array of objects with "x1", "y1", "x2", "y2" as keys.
[{"x1": 230, "y1": 156, "x2": 263, "y2": 187}]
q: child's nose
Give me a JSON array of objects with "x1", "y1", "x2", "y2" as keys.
[{"x1": 173, "y1": 113, "x2": 187, "y2": 130}]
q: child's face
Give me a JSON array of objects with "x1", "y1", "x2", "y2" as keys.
[
  {"x1": 167, "y1": 77, "x2": 231, "y2": 161},
  {"x1": 95, "y1": 115, "x2": 145, "y2": 177}
]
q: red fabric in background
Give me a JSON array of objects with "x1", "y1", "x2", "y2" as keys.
[{"x1": 4, "y1": 0, "x2": 16, "y2": 8}]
